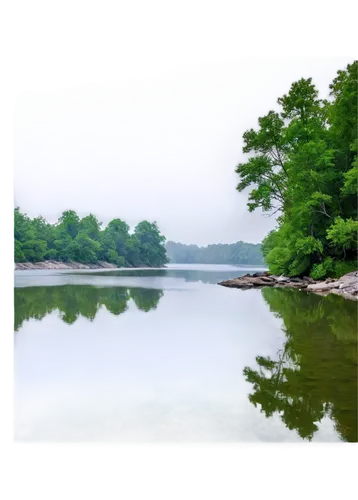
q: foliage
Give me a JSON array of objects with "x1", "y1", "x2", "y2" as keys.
[
  {"x1": 309, "y1": 257, "x2": 334, "y2": 280},
  {"x1": 166, "y1": 241, "x2": 265, "y2": 265},
  {"x1": 331, "y1": 260, "x2": 357, "y2": 278},
  {"x1": 326, "y1": 217, "x2": 358, "y2": 255},
  {"x1": 236, "y1": 61, "x2": 358, "y2": 278},
  {"x1": 14, "y1": 208, "x2": 168, "y2": 267},
  {"x1": 135, "y1": 221, "x2": 168, "y2": 267}
]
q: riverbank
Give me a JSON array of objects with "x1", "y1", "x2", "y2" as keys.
[
  {"x1": 218, "y1": 270, "x2": 358, "y2": 301},
  {"x1": 15, "y1": 260, "x2": 119, "y2": 271}
]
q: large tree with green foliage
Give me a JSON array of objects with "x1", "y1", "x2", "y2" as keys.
[
  {"x1": 236, "y1": 61, "x2": 357, "y2": 278},
  {"x1": 135, "y1": 221, "x2": 168, "y2": 267},
  {"x1": 14, "y1": 208, "x2": 168, "y2": 268}
]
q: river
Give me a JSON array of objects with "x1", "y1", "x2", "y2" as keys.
[{"x1": 14, "y1": 264, "x2": 357, "y2": 442}]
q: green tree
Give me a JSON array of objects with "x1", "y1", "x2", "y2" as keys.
[
  {"x1": 21, "y1": 239, "x2": 47, "y2": 262},
  {"x1": 53, "y1": 234, "x2": 73, "y2": 262},
  {"x1": 101, "y1": 218, "x2": 130, "y2": 264},
  {"x1": 326, "y1": 217, "x2": 358, "y2": 258},
  {"x1": 14, "y1": 207, "x2": 35, "y2": 243},
  {"x1": 15, "y1": 240, "x2": 25, "y2": 262},
  {"x1": 72, "y1": 233, "x2": 102, "y2": 263},
  {"x1": 57, "y1": 210, "x2": 81, "y2": 239},
  {"x1": 236, "y1": 61, "x2": 358, "y2": 278},
  {"x1": 134, "y1": 221, "x2": 168, "y2": 267},
  {"x1": 125, "y1": 234, "x2": 143, "y2": 267},
  {"x1": 31, "y1": 216, "x2": 54, "y2": 243},
  {"x1": 45, "y1": 248, "x2": 59, "y2": 261},
  {"x1": 79, "y1": 214, "x2": 102, "y2": 241},
  {"x1": 14, "y1": 208, "x2": 169, "y2": 268}
]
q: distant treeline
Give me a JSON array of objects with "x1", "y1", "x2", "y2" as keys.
[
  {"x1": 166, "y1": 241, "x2": 265, "y2": 265},
  {"x1": 14, "y1": 208, "x2": 168, "y2": 267}
]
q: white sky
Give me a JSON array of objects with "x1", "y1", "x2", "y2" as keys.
[{"x1": 10, "y1": 2, "x2": 354, "y2": 245}]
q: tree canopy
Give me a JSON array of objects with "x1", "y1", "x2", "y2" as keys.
[
  {"x1": 14, "y1": 208, "x2": 169, "y2": 268},
  {"x1": 166, "y1": 241, "x2": 265, "y2": 265},
  {"x1": 236, "y1": 61, "x2": 357, "y2": 278}
]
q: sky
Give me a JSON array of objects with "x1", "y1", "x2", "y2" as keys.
[{"x1": 15, "y1": 57, "x2": 353, "y2": 246}]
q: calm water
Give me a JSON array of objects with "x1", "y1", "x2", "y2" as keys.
[{"x1": 14, "y1": 264, "x2": 357, "y2": 442}]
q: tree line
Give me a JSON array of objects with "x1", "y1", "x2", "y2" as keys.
[
  {"x1": 166, "y1": 241, "x2": 265, "y2": 265},
  {"x1": 14, "y1": 208, "x2": 169, "y2": 267},
  {"x1": 236, "y1": 61, "x2": 357, "y2": 279}
]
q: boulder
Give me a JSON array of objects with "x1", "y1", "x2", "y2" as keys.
[
  {"x1": 218, "y1": 270, "x2": 358, "y2": 301},
  {"x1": 306, "y1": 281, "x2": 340, "y2": 292},
  {"x1": 290, "y1": 277, "x2": 305, "y2": 283},
  {"x1": 252, "y1": 271, "x2": 270, "y2": 278},
  {"x1": 259, "y1": 276, "x2": 276, "y2": 283},
  {"x1": 277, "y1": 274, "x2": 290, "y2": 283}
]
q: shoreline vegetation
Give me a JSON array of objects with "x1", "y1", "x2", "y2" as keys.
[
  {"x1": 234, "y1": 61, "x2": 357, "y2": 283},
  {"x1": 216, "y1": 61, "x2": 358, "y2": 301},
  {"x1": 14, "y1": 208, "x2": 168, "y2": 268},
  {"x1": 218, "y1": 271, "x2": 358, "y2": 301}
]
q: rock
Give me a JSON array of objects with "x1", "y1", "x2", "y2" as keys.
[
  {"x1": 15, "y1": 260, "x2": 119, "y2": 271},
  {"x1": 344, "y1": 271, "x2": 356, "y2": 277},
  {"x1": 219, "y1": 275, "x2": 276, "y2": 288},
  {"x1": 259, "y1": 276, "x2": 276, "y2": 283},
  {"x1": 246, "y1": 277, "x2": 267, "y2": 286},
  {"x1": 277, "y1": 274, "x2": 290, "y2": 283},
  {"x1": 289, "y1": 282, "x2": 308, "y2": 288},
  {"x1": 290, "y1": 277, "x2": 304, "y2": 283},
  {"x1": 252, "y1": 271, "x2": 270, "y2": 278},
  {"x1": 218, "y1": 269, "x2": 358, "y2": 301},
  {"x1": 307, "y1": 281, "x2": 340, "y2": 292}
]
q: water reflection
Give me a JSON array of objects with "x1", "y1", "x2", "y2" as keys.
[
  {"x1": 244, "y1": 288, "x2": 357, "y2": 442},
  {"x1": 14, "y1": 268, "x2": 357, "y2": 442},
  {"x1": 14, "y1": 285, "x2": 164, "y2": 331},
  {"x1": 71, "y1": 266, "x2": 265, "y2": 285}
]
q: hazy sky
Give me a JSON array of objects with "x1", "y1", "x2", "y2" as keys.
[{"x1": 14, "y1": 57, "x2": 353, "y2": 245}]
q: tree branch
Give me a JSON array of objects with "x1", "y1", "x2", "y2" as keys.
[
  {"x1": 316, "y1": 203, "x2": 333, "y2": 220},
  {"x1": 263, "y1": 206, "x2": 283, "y2": 218}
]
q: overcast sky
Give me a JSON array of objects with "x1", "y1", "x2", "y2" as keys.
[{"x1": 11, "y1": 3, "x2": 353, "y2": 245}]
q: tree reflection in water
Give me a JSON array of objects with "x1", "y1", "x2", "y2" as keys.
[
  {"x1": 14, "y1": 285, "x2": 164, "y2": 331},
  {"x1": 244, "y1": 288, "x2": 357, "y2": 442}
]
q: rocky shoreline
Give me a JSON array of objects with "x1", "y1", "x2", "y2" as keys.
[
  {"x1": 15, "y1": 260, "x2": 119, "y2": 271},
  {"x1": 218, "y1": 270, "x2": 358, "y2": 301}
]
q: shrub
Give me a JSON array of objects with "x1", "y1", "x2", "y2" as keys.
[
  {"x1": 310, "y1": 257, "x2": 334, "y2": 280},
  {"x1": 332, "y1": 260, "x2": 357, "y2": 278}
]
